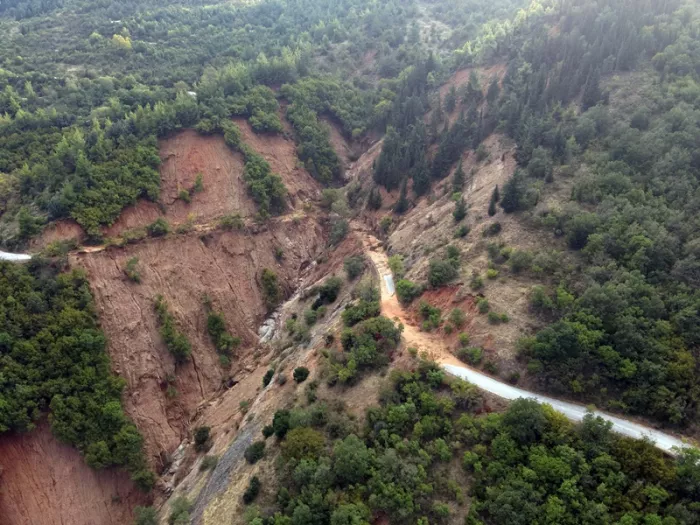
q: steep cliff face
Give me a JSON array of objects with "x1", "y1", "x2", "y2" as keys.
[
  {"x1": 71, "y1": 218, "x2": 325, "y2": 467},
  {"x1": 0, "y1": 422, "x2": 148, "y2": 525}
]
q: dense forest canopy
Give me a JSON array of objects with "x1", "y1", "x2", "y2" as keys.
[{"x1": 251, "y1": 361, "x2": 700, "y2": 525}]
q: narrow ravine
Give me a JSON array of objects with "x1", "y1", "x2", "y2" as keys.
[{"x1": 355, "y1": 225, "x2": 694, "y2": 455}]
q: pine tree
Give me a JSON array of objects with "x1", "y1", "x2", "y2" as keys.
[
  {"x1": 500, "y1": 173, "x2": 524, "y2": 213},
  {"x1": 488, "y1": 186, "x2": 499, "y2": 216},
  {"x1": 453, "y1": 197, "x2": 467, "y2": 222},
  {"x1": 412, "y1": 156, "x2": 430, "y2": 196},
  {"x1": 445, "y1": 85, "x2": 457, "y2": 113},
  {"x1": 367, "y1": 187, "x2": 382, "y2": 210},
  {"x1": 486, "y1": 76, "x2": 500, "y2": 103},
  {"x1": 582, "y1": 68, "x2": 602, "y2": 110},
  {"x1": 452, "y1": 160, "x2": 465, "y2": 192},
  {"x1": 395, "y1": 179, "x2": 409, "y2": 214}
]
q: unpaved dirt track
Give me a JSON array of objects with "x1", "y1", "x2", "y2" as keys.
[{"x1": 355, "y1": 226, "x2": 693, "y2": 455}]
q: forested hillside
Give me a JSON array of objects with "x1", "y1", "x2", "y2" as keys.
[
  {"x1": 370, "y1": 0, "x2": 700, "y2": 428},
  {"x1": 0, "y1": 0, "x2": 529, "y2": 509},
  {"x1": 3, "y1": 0, "x2": 700, "y2": 523}
]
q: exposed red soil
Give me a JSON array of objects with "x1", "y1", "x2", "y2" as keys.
[
  {"x1": 102, "y1": 201, "x2": 162, "y2": 238},
  {"x1": 0, "y1": 421, "x2": 148, "y2": 525},
  {"x1": 105, "y1": 130, "x2": 255, "y2": 238},
  {"x1": 321, "y1": 117, "x2": 354, "y2": 170},
  {"x1": 233, "y1": 117, "x2": 321, "y2": 208},
  {"x1": 71, "y1": 218, "x2": 325, "y2": 467},
  {"x1": 31, "y1": 218, "x2": 84, "y2": 249}
]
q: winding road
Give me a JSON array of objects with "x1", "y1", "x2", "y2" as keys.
[
  {"x1": 0, "y1": 250, "x2": 31, "y2": 262},
  {"x1": 355, "y1": 226, "x2": 693, "y2": 455}
]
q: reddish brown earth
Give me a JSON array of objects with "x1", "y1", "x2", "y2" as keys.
[
  {"x1": 105, "y1": 130, "x2": 255, "y2": 238},
  {"x1": 31, "y1": 218, "x2": 85, "y2": 250},
  {"x1": 72, "y1": 217, "x2": 325, "y2": 466},
  {"x1": 233, "y1": 117, "x2": 321, "y2": 208},
  {"x1": 105, "y1": 124, "x2": 323, "y2": 238},
  {"x1": 321, "y1": 117, "x2": 354, "y2": 170},
  {"x1": 0, "y1": 421, "x2": 148, "y2": 525}
]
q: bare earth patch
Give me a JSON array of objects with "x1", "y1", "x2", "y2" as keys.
[
  {"x1": 0, "y1": 421, "x2": 148, "y2": 525},
  {"x1": 71, "y1": 218, "x2": 324, "y2": 466}
]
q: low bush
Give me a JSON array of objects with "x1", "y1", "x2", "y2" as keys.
[
  {"x1": 293, "y1": 367, "x2": 310, "y2": 383},
  {"x1": 244, "y1": 441, "x2": 266, "y2": 464},
  {"x1": 194, "y1": 426, "x2": 211, "y2": 452},
  {"x1": 243, "y1": 476, "x2": 261, "y2": 504}
]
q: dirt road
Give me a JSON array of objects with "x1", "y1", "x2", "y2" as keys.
[{"x1": 356, "y1": 226, "x2": 693, "y2": 455}]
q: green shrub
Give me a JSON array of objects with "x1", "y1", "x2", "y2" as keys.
[
  {"x1": 449, "y1": 308, "x2": 466, "y2": 328},
  {"x1": 342, "y1": 300, "x2": 380, "y2": 326},
  {"x1": 168, "y1": 497, "x2": 191, "y2": 525},
  {"x1": 455, "y1": 225, "x2": 470, "y2": 238},
  {"x1": 458, "y1": 332, "x2": 470, "y2": 347},
  {"x1": 344, "y1": 255, "x2": 365, "y2": 280},
  {"x1": 281, "y1": 427, "x2": 325, "y2": 460},
  {"x1": 262, "y1": 425, "x2": 274, "y2": 438},
  {"x1": 509, "y1": 250, "x2": 533, "y2": 273},
  {"x1": 457, "y1": 346, "x2": 482, "y2": 365},
  {"x1": 261, "y1": 268, "x2": 282, "y2": 309},
  {"x1": 388, "y1": 254, "x2": 406, "y2": 279},
  {"x1": 419, "y1": 301, "x2": 442, "y2": 331},
  {"x1": 206, "y1": 310, "x2": 240, "y2": 355},
  {"x1": 477, "y1": 298, "x2": 490, "y2": 313},
  {"x1": 484, "y1": 361, "x2": 499, "y2": 375},
  {"x1": 244, "y1": 441, "x2": 266, "y2": 464},
  {"x1": 273, "y1": 410, "x2": 291, "y2": 438},
  {"x1": 428, "y1": 259, "x2": 458, "y2": 288},
  {"x1": 194, "y1": 426, "x2": 211, "y2": 452},
  {"x1": 488, "y1": 311, "x2": 502, "y2": 324},
  {"x1": 304, "y1": 309, "x2": 318, "y2": 326},
  {"x1": 483, "y1": 222, "x2": 502, "y2": 237},
  {"x1": 243, "y1": 476, "x2": 261, "y2": 504},
  {"x1": 263, "y1": 369, "x2": 274, "y2": 387},
  {"x1": 486, "y1": 268, "x2": 499, "y2": 279},
  {"x1": 330, "y1": 218, "x2": 349, "y2": 245},
  {"x1": 453, "y1": 197, "x2": 467, "y2": 222},
  {"x1": 220, "y1": 214, "x2": 244, "y2": 230},
  {"x1": 154, "y1": 295, "x2": 192, "y2": 364},
  {"x1": 147, "y1": 217, "x2": 170, "y2": 237},
  {"x1": 178, "y1": 189, "x2": 191, "y2": 203},
  {"x1": 134, "y1": 506, "x2": 158, "y2": 525},
  {"x1": 396, "y1": 279, "x2": 421, "y2": 305},
  {"x1": 124, "y1": 257, "x2": 141, "y2": 283},
  {"x1": 470, "y1": 274, "x2": 484, "y2": 290},
  {"x1": 318, "y1": 276, "x2": 343, "y2": 304},
  {"x1": 200, "y1": 455, "x2": 218, "y2": 471},
  {"x1": 293, "y1": 367, "x2": 310, "y2": 383},
  {"x1": 193, "y1": 173, "x2": 204, "y2": 193}
]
